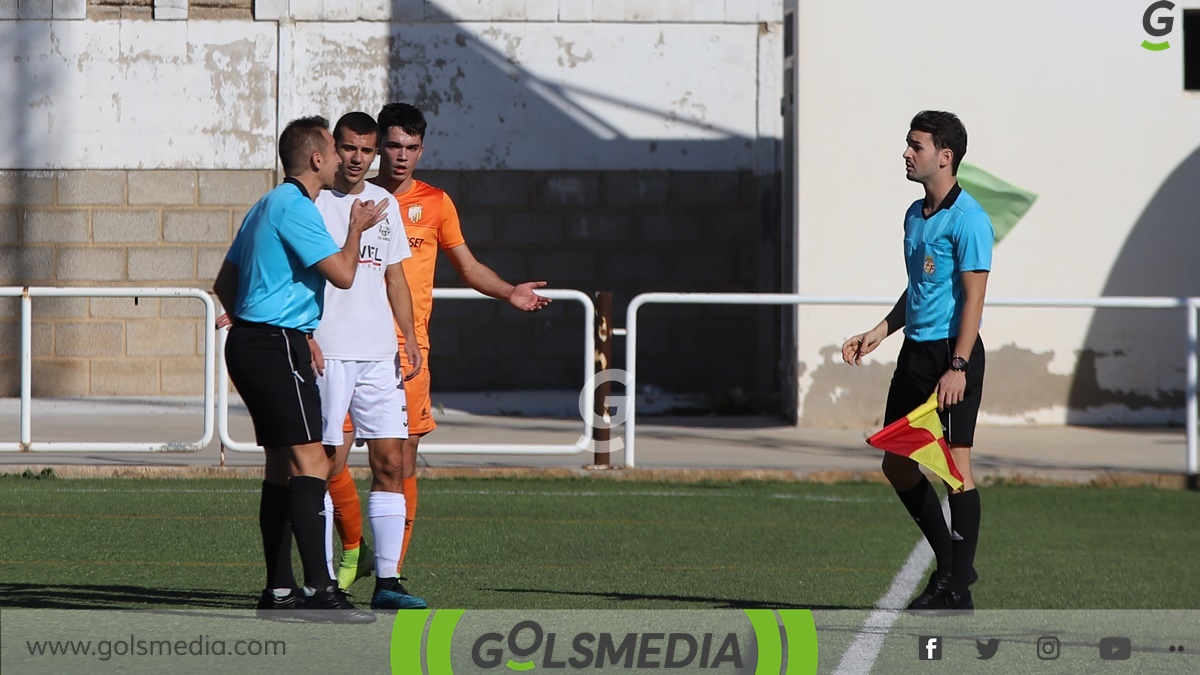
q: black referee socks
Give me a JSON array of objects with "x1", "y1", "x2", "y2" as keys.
[
  {"x1": 259, "y1": 481, "x2": 296, "y2": 590},
  {"x1": 947, "y1": 489, "x2": 981, "y2": 594},
  {"x1": 896, "y1": 477, "x2": 954, "y2": 577},
  {"x1": 288, "y1": 476, "x2": 335, "y2": 590}
]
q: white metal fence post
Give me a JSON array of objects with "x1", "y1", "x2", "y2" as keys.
[
  {"x1": 20, "y1": 289, "x2": 32, "y2": 451},
  {"x1": 1, "y1": 286, "x2": 216, "y2": 453}
]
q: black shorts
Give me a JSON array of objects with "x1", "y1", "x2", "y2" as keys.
[
  {"x1": 225, "y1": 322, "x2": 322, "y2": 448},
  {"x1": 884, "y1": 335, "x2": 985, "y2": 447}
]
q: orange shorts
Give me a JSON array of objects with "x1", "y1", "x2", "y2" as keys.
[{"x1": 342, "y1": 345, "x2": 435, "y2": 436}]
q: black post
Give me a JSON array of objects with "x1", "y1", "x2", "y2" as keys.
[{"x1": 592, "y1": 291, "x2": 613, "y2": 467}]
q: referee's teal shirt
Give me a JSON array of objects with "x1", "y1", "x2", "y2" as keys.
[
  {"x1": 902, "y1": 184, "x2": 994, "y2": 342},
  {"x1": 226, "y1": 179, "x2": 340, "y2": 333}
]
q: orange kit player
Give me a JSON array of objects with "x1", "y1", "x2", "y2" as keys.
[{"x1": 329, "y1": 102, "x2": 551, "y2": 594}]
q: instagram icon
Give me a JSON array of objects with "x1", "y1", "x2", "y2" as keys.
[{"x1": 1037, "y1": 637, "x2": 1061, "y2": 660}]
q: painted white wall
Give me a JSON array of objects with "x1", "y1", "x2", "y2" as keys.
[
  {"x1": 1, "y1": 15, "x2": 783, "y2": 172},
  {"x1": 284, "y1": 21, "x2": 776, "y2": 171},
  {"x1": 0, "y1": 21, "x2": 279, "y2": 170},
  {"x1": 794, "y1": 0, "x2": 1200, "y2": 425}
]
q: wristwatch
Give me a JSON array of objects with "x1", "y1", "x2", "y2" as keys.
[{"x1": 949, "y1": 355, "x2": 969, "y2": 373}]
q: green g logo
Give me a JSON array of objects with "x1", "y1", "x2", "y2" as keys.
[{"x1": 1142, "y1": 0, "x2": 1175, "y2": 51}]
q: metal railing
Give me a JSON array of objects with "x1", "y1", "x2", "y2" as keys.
[
  {"x1": 623, "y1": 293, "x2": 1198, "y2": 474},
  {"x1": 6, "y1": 286, "x2": 1193, "y2": 472},
  {"x1": 218, "y1": 287, "x2": 596, "y2": 455},
  {"x1": 0, "y1": 286, "x2": 217, "y2": 452}
]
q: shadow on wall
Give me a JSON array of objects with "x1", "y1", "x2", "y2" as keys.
[
  {"x1": 1, "y1": 24, "x2": 49, "y2": 387},
  {"x1": 798, "y1": 150, "x2": 1200, "y2": 429},
  {"x1": 379, "y1": 5, "x2": 784, "y2": 402},
  {"x1": 1059, "y1": 145, "x2": 1200, "y2": 425},
  {"x1": 11, "y1": 23, "x2": 38, "y2": 280},
  {"x1": 382, "y1": 16, "x2": 759, "y2": 169}
]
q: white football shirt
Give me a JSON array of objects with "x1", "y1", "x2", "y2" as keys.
[{"x1": 313, "y1": 182, "x2": 410, "y2": 360}]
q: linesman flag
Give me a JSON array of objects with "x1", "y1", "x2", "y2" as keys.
[
  {"x1": 867, "y1": 394, "x2": 964, "y2": 490},
  {"x1": 956, "y1": 162, "x2": 1037, "y2": 246}
]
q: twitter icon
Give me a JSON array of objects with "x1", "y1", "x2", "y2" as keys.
[{"x1": 976, "y1": 639, "x2": 1000, "y2": 660}]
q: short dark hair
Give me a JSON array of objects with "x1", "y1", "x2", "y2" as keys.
[
  {"x1": 279, "y1": 116, "x2": 329, "y2": 176},
  {"x1": 333, "y1": 111, "x2": 378, "y2": 143},
  {"x1": 909, "y1": 110, "x2": 967, "y2": 175},
  {"x1": 377, "y1": 103, "x2": 427, "y2": 142}
]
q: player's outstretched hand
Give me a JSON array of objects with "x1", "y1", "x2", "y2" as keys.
[
  {"x1": 842, "y1": 325, "x2": 886, "y2": 365},
  {"x1": 309, "y1": 336, "x2": 325, "y2": 376},
  {"x1": 402, "y1": 342, "x2": 423, "y2": 381},
  {"x1": 509, "y1": 281, "x2": 552, "y2": 312},
  {"x1": 348, "y1": 198, "x2": 387, "y2": 233}
]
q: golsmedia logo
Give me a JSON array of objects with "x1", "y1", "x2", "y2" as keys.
[
  {"x1": 573, "y1": 368, "x2": 632, "y2": 456},
  {"x1": 391, "y1": 609, "x2": 819, "y2": 674},
  {"x1": 1142, "y1": 0, "x2": 1175, "y2": 51},
  {"x1": 472, "y1": 620, "x2": 742, "y2": 670}
]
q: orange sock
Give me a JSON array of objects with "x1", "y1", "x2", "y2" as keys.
[
  {"x1": 398, "y1": 476, "x2": 418, "y2": 571},
  {"x1": 328, "y1": 466, "x2": 362, "y2": 551}
]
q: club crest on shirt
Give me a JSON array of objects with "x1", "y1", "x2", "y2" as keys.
[
  {"x1": 378, "y1": 217, "x2": 392, "y2": 240},
  {"x1": 407, "y1": 204, "x2": 423, "y2": 223},
  {"x1": 923, "y1": 255, "x2": 935, "y2": 275}
]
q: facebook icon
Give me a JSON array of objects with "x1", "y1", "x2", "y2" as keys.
[{"x1": 919, "y1": 636, "x2": 943, "y2": 660}]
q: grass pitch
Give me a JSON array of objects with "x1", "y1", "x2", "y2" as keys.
[{"x1": 0, "y1": 475, "x2": 1197, "y2": 611}]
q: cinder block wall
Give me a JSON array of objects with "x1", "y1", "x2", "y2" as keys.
[
  {"x1": 0, "y1": 169, "x2": 269, "y2": 397},
  {"x1": 0, "y1": 168, "x2": 780, "y2": 401},
  {"x1": 421, "y1": 169, "x2": 781, "y2": 398}
]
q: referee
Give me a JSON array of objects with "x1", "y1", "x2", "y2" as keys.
[
  {"x1": 214, "y1": 116, "x2": 386, "y2": 622},
  {"x1": 841, "y1": 111, "x2": 993, "y2": 611}
]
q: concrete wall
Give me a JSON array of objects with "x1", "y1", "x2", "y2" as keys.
[
  {"x1": 791, "y1": 0, "x2": 1200, "y2": 426},
  {"x1": 0, "y1": 21, "x2": 279, "y2": 169},
  {"x1": 0, "y1": 169, "x2": 269, "y2": 396},
  {"x1": 0, "y1": 2, "x2": 787, "y2": 402}
]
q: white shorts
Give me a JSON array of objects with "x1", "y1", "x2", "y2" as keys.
[{"x1": 316, "y1": 357, "x2": 408, "y2": 446}]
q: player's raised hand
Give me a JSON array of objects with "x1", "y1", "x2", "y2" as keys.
[
  {"x1": 348, "y1": 198, "x2": 387, "y2": 233},
  {"x1": 842, "y1": 325, "x2": 886, "y2": 365},
  {"x1": 508, "y1": 281, "x2": 552, "y2": 312},
  {"x1": 402, "y1": 342, "x2": 423, "y2": 381}
]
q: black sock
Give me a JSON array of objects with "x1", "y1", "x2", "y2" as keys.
[
  {"x1": 947, "y1": 489, "x2": 981, "y2": 594},
  {"x1": 288, "y1": 476, "x2": 334, "y2": 590},
  {"x1": 895, "y1": 477, "x2": 953, "y2": 576},
  {"x1": 259, "y1": 481, "x2": 296, "y2": 590}
]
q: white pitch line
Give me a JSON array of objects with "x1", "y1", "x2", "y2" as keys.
[
  {"x1": 833, "y1": 498, "x2": 949, "y2": 675},
  {"x1": 0, "y1": 487, "x2": 885, "y2": 502}
]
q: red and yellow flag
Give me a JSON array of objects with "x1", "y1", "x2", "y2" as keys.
[{"x1": 867, "y1": 393, "x2": 964, "y2": 490}]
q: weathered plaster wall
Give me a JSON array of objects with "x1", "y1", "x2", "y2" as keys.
[
  {"x1": 284, "y1": 21, "x2": 773, "y2": 171},
  {"x1": 792, "y1": 0, "x2": 1200, "y2": 426},
  {"x1": 2, "y1": 5, "x2": 782, "y2": 172},
  {"x1": 1, "y1": 21, "x2": 278, "y2": 169}
]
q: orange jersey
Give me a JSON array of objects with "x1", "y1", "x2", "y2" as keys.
[{"x1": 388, "y1": 179, "x2": 465, "y2": 348}]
